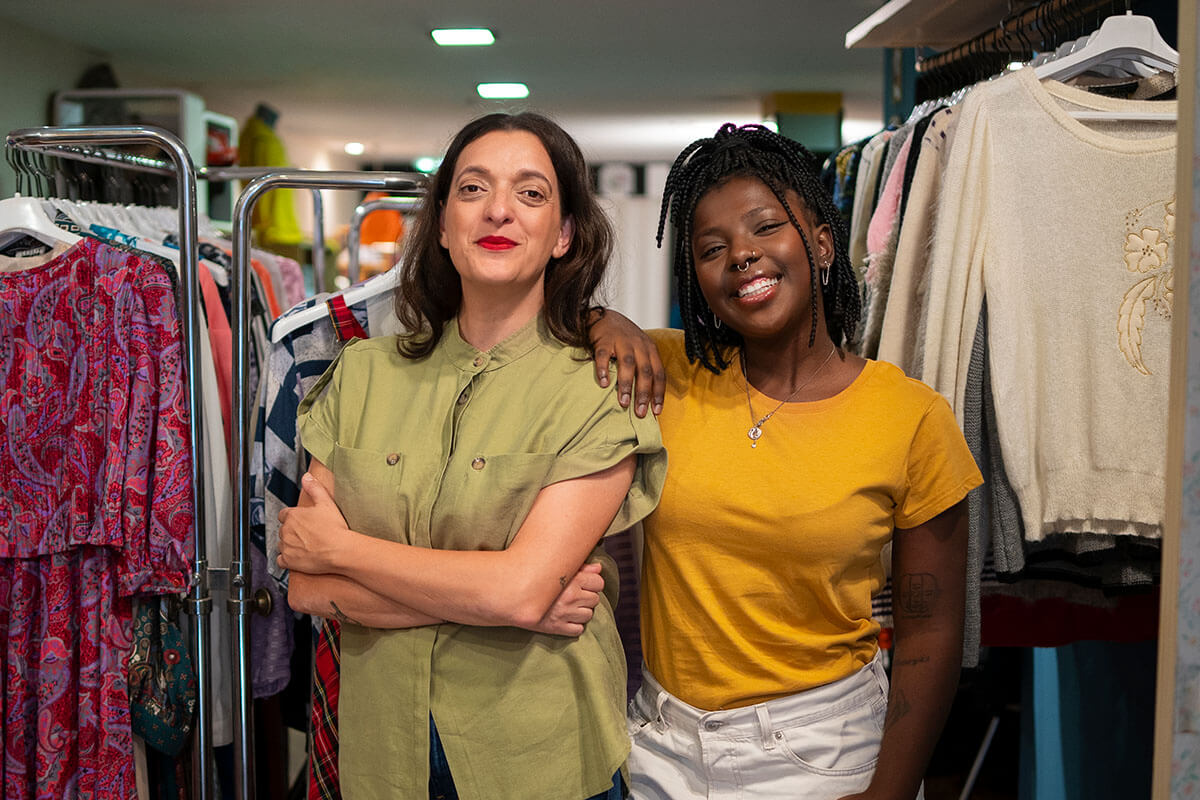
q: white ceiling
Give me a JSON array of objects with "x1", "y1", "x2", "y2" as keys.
[{"x1": 0, "y1": 0, "x2": 897, "y2": 163}]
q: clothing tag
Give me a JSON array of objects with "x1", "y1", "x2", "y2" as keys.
[{"x1": 0, "y1": 234, "x2": 54, "y2": 258}]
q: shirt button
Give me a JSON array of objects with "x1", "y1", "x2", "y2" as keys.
[
  {"x1": 471, "y1": 457, "x2": 486, "y2": 470},
  {"x1": 703, "y1": 720, "x2": 722, "y2": 731},
  {"x1": 386, "y1": 453, "x2": 400, "y2": 466},
  {"x1": 457, "y1": 390, "x2": 469, "y2": 405},
  {"x1": 473, "y1": 356, "x2": 484, "y2": 367}
]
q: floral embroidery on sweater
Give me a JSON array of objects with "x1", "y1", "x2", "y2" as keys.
[{"x1": 1118, "y1": 197, "x2": 1174, "y2": 375}]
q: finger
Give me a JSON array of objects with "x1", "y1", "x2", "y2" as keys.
[
  {"x1": 567, "y1": 606, "x2": 595, "y2": 625},
  {"x1": 593, "y1": 346, "x2": 613, "y2": 388},
  {"x1": 580, "y1": 561, "x2": 603, "y2": 573},
  {"x1": 652, "y1": 360, "x2": 667, "y2": 417},
  {"x1": 275, "y1": 554, "x2": 286, "y2": 570},
  {"x1": 616, "y1": 351, "x2": 637, "y2": 408},
  {"x1": 300, "y1": 472, "x2": 331, "y2": 503},
  {"x1": 633, "y1": 342, "x2": 658, "y2": 418},
  {"x1": 277, "y1": 507, "x2": 288, "y2": 524},
  {"x1": 576, "y1": 574, "x2": 605, "y2": 594},
  {"x1": 555, "y1": 622, "x2": 584, "y2": 637}
]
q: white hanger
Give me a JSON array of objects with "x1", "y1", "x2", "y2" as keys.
[
  {"x1": 0, "y1": 196, "x2": 81, "y2": 249},
  {"x1": 1035, "y1": 13, "x2": 1178, "y2": 81},
  {"x1": 269, "y1": 267, "x2": 401, "y2": 343}
]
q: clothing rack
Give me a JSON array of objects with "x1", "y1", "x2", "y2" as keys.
[
  {"x1": 346, "y1": 194, "x2": 423, "y2": 284},
  {"x1": 205, "y1": 166, "x2": 331, "y2": 294},
  {"x1": 914, "y1": 0, "x2": 1144, "y2": 100},
  {"x1": 229, "y1": 169, "x2": 421, "y2": 800},
  {"x1": 4, "y1": 124, "x2": 217, "y2": 800}
]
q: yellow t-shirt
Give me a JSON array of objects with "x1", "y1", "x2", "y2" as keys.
[{"x1": 641, "y1": 329, "x2": 981, "y2": 711}]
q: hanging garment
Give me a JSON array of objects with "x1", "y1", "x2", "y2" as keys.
[
  {"x1": 0, "y1": 237, "x2": 194, "y2": 799},
  {"x1": 238, "y1": 115, "x2": 304, "y2": 247},
  {"x1": 920, "y1": 67, "x2": 1176, "y2": 544}
]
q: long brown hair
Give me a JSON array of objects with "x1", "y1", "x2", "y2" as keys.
[{"x1": 395, "y1": 112, "x2": 613, "y2": 358}]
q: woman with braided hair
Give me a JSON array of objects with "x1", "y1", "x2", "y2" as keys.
[{"x1": 585, "y1": 124, "x2": 982, "y2": 799}]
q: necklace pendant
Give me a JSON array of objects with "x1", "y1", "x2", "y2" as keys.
[{"x1": 748, "y1": 425, "x2": 763, "y2": 447}]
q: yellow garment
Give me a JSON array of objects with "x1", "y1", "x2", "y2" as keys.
[
  {"x1": 640, "y1": 329, "x2": 981, "y2": 711},
  {"x1": 238, "y1": 115, "x2": 303, "y2": 246}
]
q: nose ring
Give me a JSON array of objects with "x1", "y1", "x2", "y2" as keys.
[{"x1": 735, "y1": 249, "x2": 760, "y2": 272}]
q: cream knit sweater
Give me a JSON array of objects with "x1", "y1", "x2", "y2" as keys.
[{"x1": 920, "y1": 67, "x2": 1176, "y2": 541}]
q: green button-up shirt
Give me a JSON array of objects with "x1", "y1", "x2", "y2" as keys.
[{"x1": 298, "y1": 315, "x2": 666, "y2": 800}]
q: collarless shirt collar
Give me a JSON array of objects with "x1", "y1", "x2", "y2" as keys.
[{"x1": 443, "y1": 313, "x2": 554, "y2": 373}]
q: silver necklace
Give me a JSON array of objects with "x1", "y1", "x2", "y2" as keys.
[{"x1": 742, "y1": 347, "x2": 837, "y2": 448}]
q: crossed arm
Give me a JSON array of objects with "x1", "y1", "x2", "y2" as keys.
[{"x1": 280, "y1": 455, "x2": 632, "y2": 634}]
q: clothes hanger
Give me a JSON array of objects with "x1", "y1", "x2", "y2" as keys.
[
  {"x1": 1034, "y1": 12, "x2": 1178, "y2": 81},
  {"x1": 268, "y1": 262, "x2": 401, "y2": 343},
  {"x1": 0, "y1": 149, "x2": 81, "y2": 249}
]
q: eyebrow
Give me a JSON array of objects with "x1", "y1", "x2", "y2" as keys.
[{"x1": 455, "y1": 165, "x2": 554, "y2": 186}]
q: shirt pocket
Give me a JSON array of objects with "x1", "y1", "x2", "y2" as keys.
[
  {"x1": 326, "y1": 443, "x2": 408, "y2": 542},
  {"x1": 455, "y1": 452, "x2": 555, "y2": 548}
]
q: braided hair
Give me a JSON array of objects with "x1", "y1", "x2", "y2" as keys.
[{"x1": 657, "y1": 123, "x2": 860, "y2": 373}]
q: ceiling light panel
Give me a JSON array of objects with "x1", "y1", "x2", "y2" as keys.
[
  {"x1": 432, "y1": 28, "x2": 495, "y2": 46},
  {"x1": 476, "y1": 83, "x2": 529, "y2": 99}
]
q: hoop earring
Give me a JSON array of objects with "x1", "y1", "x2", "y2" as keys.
[
  {"x1": 820, "y1": 265, "x2": 831, "y2": 286},
  {"x1": 713, "y1": 312, "x2": 722, "y2": 329}
]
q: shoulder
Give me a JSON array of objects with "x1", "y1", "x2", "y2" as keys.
[{"x1": 860, "y1": 359, "x2": 951, "y2": 418}]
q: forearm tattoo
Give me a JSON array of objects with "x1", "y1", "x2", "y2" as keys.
[
  {"x1": 559, "y1": 575, "x2": 568, "y2": 589},
  {"x1": 329, "y1": 601, "x2": 361, "y2": 626},
  {"x1": 884, "y1": 688, "x2": 912, "y2": 732},
  {"x1": 898, "y1": 572, "x2": 940, "y2": 619},
  {"x1": 894, "y1": 654, "x2": 931, "y2": 667}
]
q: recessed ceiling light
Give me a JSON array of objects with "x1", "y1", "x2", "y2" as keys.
[
  {"x1": 477, "y1": 82, "x2": 529, "y2": 99},
  {"x1": 414, "y1": 157, "x2": 442, "y2": 173},
  {"x1": 432, "y1": 28, "x2": 495, "y2": 46},
  {"x1": 344, "y1": 142, "x2": 366, "y2": 156}
]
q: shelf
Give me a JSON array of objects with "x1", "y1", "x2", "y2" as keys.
[{"x1": 845, "y1": 0, "x2": 1017, "y2": 50}]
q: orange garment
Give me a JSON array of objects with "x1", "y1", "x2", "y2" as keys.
[
  {"x1": 198, "y1": 264, "x2": 232, "y2": 458},
  {"x1": 357, "y1": 191, "x2": 405, "y2": 245}
]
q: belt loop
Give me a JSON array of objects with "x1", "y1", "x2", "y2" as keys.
[
  {"x1": 871, "y1": 651, "x2": 890, "y2": 696},
  {"x1": 654, "y1": 690, "x2": 671, "y2": 731},
  {"x1": 754, "y1": 704, "x2": 775, "y2": 751}
]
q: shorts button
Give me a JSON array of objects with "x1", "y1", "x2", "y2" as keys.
[
  {"x1": 386, "y1": 453, "x2": 400, "y2": 466},
  {"x1": 471, "y1": 457, "x2": 486, "y2": 470},
  {"x1": 704, "y1": 720, "x2": 721, "y2": 731}
]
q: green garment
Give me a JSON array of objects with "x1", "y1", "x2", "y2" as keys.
[
  {"x1": 238, "y1": 115, "x2": 303, "y2": 246},
  {"x1": 297, "y1": 314, "x2": 666, "y2": 800}
]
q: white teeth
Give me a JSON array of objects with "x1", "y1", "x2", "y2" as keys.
[{"x1": 737, "y1": 277, "x2": 779, "y2": 298}]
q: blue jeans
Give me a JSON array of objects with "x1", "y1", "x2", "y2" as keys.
[{"x1": 429, "y1": 716, "x2": 624, "y2": 799}]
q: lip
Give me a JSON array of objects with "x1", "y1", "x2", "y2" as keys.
[
  {"x1": 478, "y1": 236, "x2": 517, "y2": 251},
  {"x1": 732, "y1": 272, "x2": 781, "y2": 304}
]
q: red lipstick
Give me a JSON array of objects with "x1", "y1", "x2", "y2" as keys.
[{"x1": 478, "y1": 236, "x2": 517, "y2": 251}]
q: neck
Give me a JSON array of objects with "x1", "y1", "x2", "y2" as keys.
[
  {"x1": 741, "y1": 333, "x2": 839, "y2": 397},
  {"x1": 457, "y1": 283, "x2": 544, "y2": 351}
]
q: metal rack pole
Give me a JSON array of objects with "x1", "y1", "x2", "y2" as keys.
[
  {"x1": 6, "y1": 124, "x2": 213, "y2": 800},
  {"x1": 346, "y1": 195, "x2": 423, "y2": 284},
  {"x1": 230, "y1": 169, "x2": 420, "y2": 800},
  {"x1": 312, "y1": 190, "x2": 326, "y2": 294}
]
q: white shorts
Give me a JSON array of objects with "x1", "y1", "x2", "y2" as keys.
[{"x1": 627, "y1": 654, "x2": 922, "y2": 800}]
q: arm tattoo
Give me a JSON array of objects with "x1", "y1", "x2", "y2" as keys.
[
  {"x1": 559, "y1": 576, "x2": 568, "y2": 589},
  {"x1": 329, "y1": 601, "x2": 361, "y2": 627},
  {"x1": 898, "y1": 573, "x2": 940, "y2": 619},
  {"x1": 884, "y1": 688, "x2": 912, "y2": 733}
]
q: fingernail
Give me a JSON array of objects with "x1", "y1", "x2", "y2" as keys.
[
  {"x1": 636, "y1": 403, "x2": 647, "y2": 417},
  {"x1": 599, "y1": 375, "x2": 609, "y2": 387},
  {"x1": 653, "y1": 403, "x2": 663, "y2": 415},
  {"x1": 619, "y1": 392, "x2": 630, "y2": 406},
  {"x1": 302, "y1": 473, "x2": 312, "y2": 484}
]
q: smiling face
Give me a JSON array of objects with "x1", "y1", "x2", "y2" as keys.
[
  {"x1": 438, "y1": 129, "x2": 575, "y2": 305},
  {"x1": 690, "y1": 175, "x2": 834, "y2": 348}
]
